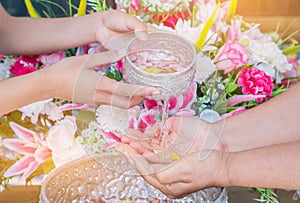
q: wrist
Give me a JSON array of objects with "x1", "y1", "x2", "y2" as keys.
[
  {"x1": 207, "y1": 121, "x2": 228, "y2": 151},
  {"x1": 38, "y1": 65, "x2": 60, "y2": 100},
  {"x1": 38, "y1": 70, "x2": 54, "y2": 100},
  {"x1": 88, "y1": 11, "x2": 104, "y2": 43},
  {"x1": 212, "y1": 150, "x2": 232, "y2": 187}
]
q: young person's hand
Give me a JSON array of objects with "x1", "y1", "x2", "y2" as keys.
[
  {"x1": 94, "y1": 10, "x2": 148, "y2": 44},
  {"x1": 42, "y1": 50, "x2": 159, "y2": 109}
]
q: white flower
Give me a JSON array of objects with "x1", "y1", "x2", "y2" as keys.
[
  {"x1": 46, "y1": 116, "x2": 87, "y2": 167},
  {"x1": 18, "y1": 100, "x2": 64, "y2": 124},
  {"x1": 247, "y1": 41, "x2": 292, "y2": 73},
  {"x1": 194, "y1": 53, "x2": 216, "y2": 83},
  {"x1": 175, "y1": 19, "x2": 218, "y2": 51},
  {"x1": 96, "y1": 105, "x2": 130, "y2": 135},
  {"x1": 239, "y1": 25, "x2": 292, "y2": 76},
  {"x1": 0, "y1": 62, "x2": 10, "y2": 80},
  {"x1": 175, "y1": 19, "x2": 202, "y2": 43}
]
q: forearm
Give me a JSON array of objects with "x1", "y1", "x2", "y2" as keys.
[
  {"x1": 217, "y1": 83, "x2": 300, "y2": 151},
  {"x1": 0, "y1": 71, "x2": 50, "y2": 115},
  {"x1": 222, "y1": 141, "x2": 300, "y2": 190},
  {"x1": 0, "y1": 7, "x2": 100, "y2": 55}
]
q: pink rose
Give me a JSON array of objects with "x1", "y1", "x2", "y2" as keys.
[
  {"x1": 237, "y1": 68, "x2": 274, "y2": 102},
  {"x1": 10, "y1": 55, "x2": 39, "y2": 76},
  {"x1": 215, "y1": 40, "x2": 248, "y2": 74}
]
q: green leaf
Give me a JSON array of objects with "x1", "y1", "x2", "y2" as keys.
[
  {"x1": 87, "y1": 0, "x2": 109, "y2": 12},
  {"x1": 33, "y1": 0, "x2": 69, "y2": 17},
  {"x1": 226, "y1": 82, "x2": 238, "y2": 93},
  {"x1": 253, "y1": 188, "x2": 279, "y2": 203},
  {"x1": 272, "y1": 86, "x2": 286, "y2": 97},
  {"x1": 283, "y1": 45, "x2": 300, "y2": 55}
]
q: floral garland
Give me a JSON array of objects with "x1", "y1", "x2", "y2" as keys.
[{"x1": 0, "y1": 0, "x2": 300, "y2": 202}]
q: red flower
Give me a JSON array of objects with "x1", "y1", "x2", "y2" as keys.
[
  {"x1": 10, "y1": 55, "x2": 40, "y2": 76},
  {"x1": 237, "y1": 68, "x2": 274, "y2": 102},
  {"x1": 152, "y1": 12, "x2": 189, "y2": 29}
]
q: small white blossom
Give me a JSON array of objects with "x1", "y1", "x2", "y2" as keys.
[
  {"x1": 0, "y1": 62, "x2": 11, "y2": 80},
  {"x1": 96, "y1": 105, "x2": 130, "y2": 135},
  {"x1": 18, "y1": 100, "x2": 64, "y2": 124},
  {"x1": 217, "y1": 84, "x2": 225, "y2": 90}
]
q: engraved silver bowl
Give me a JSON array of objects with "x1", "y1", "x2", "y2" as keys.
[
  {"x1": 40, "y1": 153, "x2": 227, "y2": 203},
  {"x1": 123, "y1": 31, "x2": 197, "y2": 100}
]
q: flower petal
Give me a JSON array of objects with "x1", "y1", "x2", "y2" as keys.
[
  {"x1": 168, "y1": 96, "x2": 182, "y2": 115},
  {"x1": 34, "y1": 145, "x2": 52, "y2": 163},
  {"x1": 2, "y1": 139, "x2": 36, "y2": 155},
  {"x1": 144, "y1": 99, "x2": 160, "y2": 110},
  {"x1": 101, "y1": 130, "x2": 121, "y2": 143},
  {"x1": 21, "y1": 161, "x2": 40, "y2": 181},
  {"x1": 4, "y1": 156, "x2": 35, "y2": 178},
  {"x1": 180, "y1": 82, "x2": 197, "y2": 109},
  {"x1": 9, "y1": 122, "x2": 42, "y2": 143},
  {"x1": 59, "y1": 103, "x2": 93, "y2": 111}
]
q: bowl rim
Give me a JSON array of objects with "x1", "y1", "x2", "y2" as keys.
[{"x1": 125, "y1": 30, "x2": 197, "y2": 77}]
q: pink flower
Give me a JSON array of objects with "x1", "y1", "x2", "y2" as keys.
[
  {"x1": 237, "y1": 68, "x2": 274, "y2": 102},
  {"x1": 37, "y1": 51, "x2": 65, "y2": 68},
  {"x1": 287, "y1": 56, "x2": 300, "y2": 69},
  {"x1": 221, "y1": 107, "x2": 246, "y2": 119},
  {"x1": 2, "y1": 122, "x2": 51, "y2": 180},
  {"x1": 75, "y1": 45, "x2": 92, "y2": 56},
  {"x1": 144, "y1": 82, "x2": 197, "y2": 116},
  {"x1": 215, "y1": 40, "x2": 248, "y2": 74},
  {"x1": 134, "y1": 109, "x2": 159, "y2": 132},
  {"x1": 10, "y1": 55, "x2": 40, "y2": 76},
  {"x1": 115, "y1": 60, "x2": 123, "y2": 73},
  {"x1": 281, "y1": 56, "x2": 300, "y2": 86}
]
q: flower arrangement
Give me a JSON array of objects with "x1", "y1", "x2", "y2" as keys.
[{"x1": 0, "y1": 0, "x2": 300, "y2": 202}]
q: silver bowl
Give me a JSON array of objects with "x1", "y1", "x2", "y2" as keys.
[
  {"x1": 123, "y1": 31, "x2": 196, "y2": 100},
  {"x1": 40, "y1": 153, "x2": 227, "y2": 203}
]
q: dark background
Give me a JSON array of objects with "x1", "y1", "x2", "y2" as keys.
[
  {"x1": 0, "y1": 0, "x2": 81, "y2": 17},
  {"x1": 0, "y1": 0, "x2": 117, "y2": 17}
]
